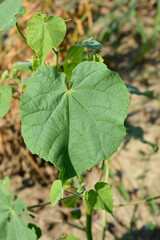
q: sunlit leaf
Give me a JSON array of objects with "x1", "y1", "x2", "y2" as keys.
[
  {"x1": 88, "y1": 182, "x2": 114, "y2": 216},
  {"x1": 50, "y1": 180, "x2": 64, "y2": 207},
  {"x1": 27, "y1": 12, "x2": 66, "y2": 65},
  {"x1": 20, "y1": 61, "x2": 129, "y2": 181}
]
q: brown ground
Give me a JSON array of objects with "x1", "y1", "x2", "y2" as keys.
[{"x1": 0, "y1": 0, "x2": 160, "y2": 239}]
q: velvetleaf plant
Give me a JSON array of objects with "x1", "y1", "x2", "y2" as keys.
[{"x1": 1, "y1": 0, "x2": 157, "y2": 239}]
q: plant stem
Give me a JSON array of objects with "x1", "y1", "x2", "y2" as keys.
[
  {"x1": 27, "y1": 194, "x2": 160, "y2": 211},
  {"x1": 16, "y1": 22, "x2": 27, "y2": 42},
  {"x1": 52, "y1": 48, "x2": 58, "y2": 72},
  {"x1": 78, "y1": 174, "x2": 93, "y2": 240},
  {"x1": 27, "y1": 194, "x2": 74, "y2": 210},
  {"x1": 114, "y1": 195, "x2": 160, "y2": 208},
  {"x1": 99, "y1": 160, "x2": 105, "y2": 182},
  {"x1": 102, "y1": 160, "x2": 109, "y2": 240},
  {"x1": 84, "y1": 198, "x2": 93, "y2": 240}
]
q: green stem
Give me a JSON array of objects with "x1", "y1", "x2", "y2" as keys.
[
  {"x1": 102, "y1": 160, "x2": 109, "y2": 240},
  {"x1": 84, "y1": 198, "x2": 93, "y2": 240},
  {"x1": 78, "y1": 174, "x2": 93, "y2": 240},
  {"x1": 52, "y1": 48, "x2": 58, "y2": 72},
  {"x1": 114, "y1": 195, "x2": 160, "y2": 208},
  {"x1": 27, "y1": 194, "x2": 74, "y2": 210},
  {"x1": 99, "y1": 160, "x2": 105, "y2": 182},
  {"x1": 16, "y1": 22, "x2": 27, "y2": 42},
  {"x1": 27, "y1": 194, "x2": 160, "y2": 210}
]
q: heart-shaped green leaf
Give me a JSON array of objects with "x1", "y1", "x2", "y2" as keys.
[
  {"x1": 88, "y1": 182, "x2": 114, "y2": 216},
  {"x1": 27, "y1": 12, "x2": 66, "y2": 65},
  {"x1": 0, "y1": 0, "x2": 23, "y2": 32},
  {"x1": 20, "y1": 61, "x2": 129, "y2": 181}
]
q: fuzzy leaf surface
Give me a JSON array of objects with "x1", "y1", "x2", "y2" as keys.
[
  {"x1": 0, "y1": 0, "x2": 22, "y2": 31},
  {"x1": 20, "y1": 61, "x2": 129, "y2": 180},
  {"x1": 27, "y1": 12, "x2": 66, "y2": 65},
  {"x1": 0, "y1": 84, "x2": 12, "y2": 117}
]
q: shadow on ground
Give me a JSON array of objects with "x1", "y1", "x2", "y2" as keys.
[{"x1": 115, "y1": 225, "x2": 160, "y2": 240}]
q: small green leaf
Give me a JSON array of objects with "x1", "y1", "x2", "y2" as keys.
[
  {"x1": 63, "y1": 45, "x2": 86, "y2": 80},
  {"x1": 63, "y1": 196, "x2": 77, "y2": 208},
  {"x1": 74, "y1": 37, "x2": 102, "y2": 50},
  {"x1": 88, "y1": 182, "x2": 114, "y2": 216},
  {"x1": 10, "y1": 69, "x2": 18, "y2": 81},
  {"x1": 50, "y1": 180, "x2": 64, "y2": 207},
  {"x1": 12, "y1": 61, "x2": 33, "y2": 72},
  {"x1": 70, "y1": 208, "x2": 81, "y2": 219},
  {"x1": 0, "y1": 83, "x2": 12, "y2": 117},
  {"x1": 20, "y1": 61, "x2": 129, "y2": 181},
  {"x1": 1, "y1": 70, "x2": 9, "y2": 81},
  {"x1": 27, "y1": 12, "x2": 66, "y2": 65},
  {"x1": 0, "y1": 0, "x2": 23, "y2": 31},
  {"x1": 0, "y1": 176, "x2": 13, "y2": 196},
  {"x1": 32, "y1": 56, "x2": 41, "y2": 71},
  {"x1": 93, "y1": 53, "x2": 104, "y2": 63}
]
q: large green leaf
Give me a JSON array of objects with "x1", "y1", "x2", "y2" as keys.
[
  {"x1": 88, "y1": 182, "x2": 114, "y2": 216},
  {"x1": 0, "y1": 0, "x2": 23, "y2": 32},
  {"x1": 27, "y1": 12, "x2": 66, "y2": 65},
  {"x1": 0, "y1": 83, "x2": 12, "y2": 117},
  {"x1": 0, "y1": 177, "x2": 37, "y2": 240},
  {"x1": 20, "y1": 61, "x2": 129, "y2": 181}
]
